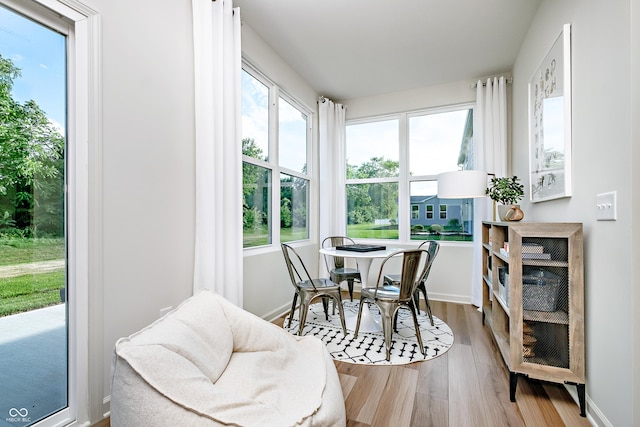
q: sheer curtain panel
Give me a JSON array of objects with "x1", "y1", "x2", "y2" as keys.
[
  {"x1": 318, "y1": 98, "x2": 346, "y2": 277},
  {"x1": 192, "y1": 0, "x2": 243, "y2": 305},
  {"x1": 472, "y1": 77, "x2": 507, "y2": 307}
]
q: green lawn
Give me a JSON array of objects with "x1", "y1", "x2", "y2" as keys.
[
  {"x1": 347, "y1": 223, "x2": 473, "y2": 242},
  {"x1": 0, "y1": 237, "x2": 64, "y2": 266},
  {"x1": 243, "y1": 226, "x2": 308, "y2": 248},
  {"x1": 347, "y1": 223, "x2": 398, "y2": 239},
  {"x1": 0, "y1": 270, "x2": 65, "y2": 317},
  {"x1": 0, "y1": 237, "x2": 65, "y2": 317}
]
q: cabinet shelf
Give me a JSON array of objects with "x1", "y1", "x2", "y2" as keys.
[
  {"x1": 494, "y1": 251, "x2": 509, "y2": 263},
  {"x1": 523, "y1": 309, "x2": 568, "y2": 325},
  {"x1": 493, "y1": 291, "x2": 509, "y2": 315},
  {"x1": 481, "y1": 221, "x2": 585, "y2": 416},
  {"x1": 522, "y1": 259, "x2": 569, "y2": 267},
  {"x1": 483, "y1": 275, "x2": 492, "y2": 287}
]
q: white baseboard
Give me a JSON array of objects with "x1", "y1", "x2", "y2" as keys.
[
  {"x1": 264, "y1": 302, "x2": 292, "y2": 323},
  {"x1": 564, "y1": 385, "x2": 609, "y2": 427},
  {"x1": 102, "y1": 395, "x2": 110, "y2": 420},
  {"x1": 427, "y1": 292, "x2": 472, "y2": 305}
]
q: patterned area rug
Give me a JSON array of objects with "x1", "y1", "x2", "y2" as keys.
[{"x1": 285, "y1": 300, "x2": 454, "y2": 365}]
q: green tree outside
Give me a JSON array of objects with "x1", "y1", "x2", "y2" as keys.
[{"x1": 0, "y1": 54, "x2": 65, "y2": 238}]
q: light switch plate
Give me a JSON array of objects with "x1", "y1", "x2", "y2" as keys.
[{"x1": 596, "y1": 191, "x2": 617, "y2": 221}]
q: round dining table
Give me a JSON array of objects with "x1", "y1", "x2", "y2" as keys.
[{"x1": 319, "y1": 245, "x2": 402, "y2": 332}]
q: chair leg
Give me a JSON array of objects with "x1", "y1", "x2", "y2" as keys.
[
  {"x1": 287, "y1": 293, "x2": 298, "y2": 328},
  {"x1": 408, "y1": 300, "x2": 425, "y2": 356},
  {"x1": 424, "y1": 296, "x2": 433, "y2": 326},
  {"x1": 418, "y1": 282, "x2": 434, "y2": 326},
  {"x1": 393, "y1": 310, "x2": 399, "y2": 333},
  {"x1": 332, "y1": 292, "x2": 347, "y2": 335},
  {"x1": 298, "y1": 300, "x2": 310, "y2": 336},
  {"x1": 353, "y1": 296, "x2": 366, "y2": 339},
  {"x1": 347, "y1": 279, "x2": 354, "y2": 302},
  {"x1": 413, "y1": 290, "x2": 421, "y2": 315},
  {"x1": 377, "y1": 303, "x2": 396, "y2": 361},
  {"x1": 321, "y1": 297, "x2": 329, "y2": 321}
]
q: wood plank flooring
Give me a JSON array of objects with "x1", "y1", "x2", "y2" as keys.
[
  {"x1": 274, "y1": 296, "x2": 591, "y2": 427},
  {"x1": 95, "y1": 296, "x2": 591, "y2": 427}
]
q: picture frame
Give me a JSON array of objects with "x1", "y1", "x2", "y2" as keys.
[{"x1": 528, "y1": 23, "x2": 572, "y2": 202}]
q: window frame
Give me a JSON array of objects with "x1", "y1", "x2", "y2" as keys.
[
  {"x1": 411, "y1": 204, "x2": 419, "y2": 220},
  {"x1": 345, "y1": 103, "x2": 475, "y2": 244},
  {"x1": 0, "y1": 0, "x2": 100, "y2": 425},
  {"x1": 439, "y1": 204, "x2": 448, "y2": 220},
  {"x1": 241, "y1": 61, "x2": 313, "y2": 251},
  {"x1": 426, "y1": 204, "x2": 434, "y2": 220}
]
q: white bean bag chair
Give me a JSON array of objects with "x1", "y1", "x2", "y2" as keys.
[{"x1": 110, "y1": 290, "x2": 346, "y2": 426}]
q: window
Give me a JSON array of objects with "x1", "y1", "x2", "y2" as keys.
[
  {"x1": 411, "y1": 205, "x2": 419, "y2": 219},
  {"x1": 345, "y1": 119, "x2": 399, "y2": 239},
  {"x1": 346, "y1": 107, "x2": 475, "y2": 242},
  {"x1": 426, "y1": 204, "x2": 434, "y2": 219},
  {"x1": 241, "y1": 65, "x2": 311, "y2": 248},
  {"x1": 439, "y1": 204, "x2": 448, "y2": 219},
  {"x1": 0, "y1": 1, "x2": 95, "y2": 426}
]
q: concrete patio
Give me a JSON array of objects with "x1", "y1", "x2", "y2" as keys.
[{"x1": 0, "y1": 304, "x2": 67, "y2": 427}]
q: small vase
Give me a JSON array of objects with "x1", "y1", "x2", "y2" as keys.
[{"x1": 503, "y1": 205, "x2": 524, "y2": 221}]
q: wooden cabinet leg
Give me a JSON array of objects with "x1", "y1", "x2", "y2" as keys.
[{"x1": 509, "y1": 372, "x2": 518, "y2": 402}]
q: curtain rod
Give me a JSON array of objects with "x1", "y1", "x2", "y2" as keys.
[
  {"x1": 470, "y1": 77, "x2": 513, "y2": 89},
  {"x1": 318, "y1": 96, "x2": 345, "y2": 108}
]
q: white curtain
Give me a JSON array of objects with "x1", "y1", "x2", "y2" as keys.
[
  {"x1": 192, "y1": 0, "x2": 243, "y2": 305},
  {"x1": 471, "y1": 77, "x2": 507, "y2": 307},
  {"x1": 318, "y1": 98, "x2": 346, "y2": 277}
]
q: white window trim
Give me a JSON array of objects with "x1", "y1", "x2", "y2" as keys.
[
  {"x1": 0, "y1": 1, "x2": 102, "y2": 425},
  {"x1": 346, "y1": 103, "x2": 475, "y2": 244},
  {"x1": 241, "y1": 61, "x2": 314, "y2": 253}
]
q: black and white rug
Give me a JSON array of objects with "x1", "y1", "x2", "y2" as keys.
[{"x1": 285, "y1": 300, "x2": 454, "y2": 365}]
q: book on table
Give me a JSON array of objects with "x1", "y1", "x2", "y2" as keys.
[{"x1": 335, "y1": 244, "x2": 387, "y2": 252}]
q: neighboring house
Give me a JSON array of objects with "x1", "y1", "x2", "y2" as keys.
[{"x1": 410, "y1": 195, "x2": 472, "y2": 234}]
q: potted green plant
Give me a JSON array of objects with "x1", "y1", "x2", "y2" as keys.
[{"x1": 486, "y1": 176, "x2": 525, "y2": 221}]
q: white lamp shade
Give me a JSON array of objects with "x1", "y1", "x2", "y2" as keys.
[{"x1": 437, "y1": 170, "x2": 488, "y2": 198}]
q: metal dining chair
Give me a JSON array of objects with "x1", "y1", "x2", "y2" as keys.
[
  {"x1": 281, "y1": 243, "x2": 347, "y2": 336},
  {"x1": 383, "y1": 241, "x2": 439, "y2": 326},
  {"x1": 321, "y1": 236, "x2": 361, "y2": 301},
  {"x1": 354, "y1": 248, "x2": 430, "y2": 361}
]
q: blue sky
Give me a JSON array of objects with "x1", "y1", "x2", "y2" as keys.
[{"x1": 0, "y1": 5, "x2": 66, "y2": 130}]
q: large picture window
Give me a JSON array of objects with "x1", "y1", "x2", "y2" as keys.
[
  {"x1": 241, "y1": 66, "x2": 311, "y2": 248},
  {"x1": 346, "y1": 107, "x2": 475, "y2": 242}
]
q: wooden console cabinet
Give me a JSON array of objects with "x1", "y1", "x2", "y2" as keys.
[{"x1": 481, "y1": 221, "x2": 585, "y2": 416}]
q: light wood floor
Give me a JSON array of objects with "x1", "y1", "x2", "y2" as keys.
[
  {"x1": 275, "y1": 296, "x2": 590, "y2": 427},
  {"x1": 95, "y1": 296, "x2": 591, "y2": 427}
]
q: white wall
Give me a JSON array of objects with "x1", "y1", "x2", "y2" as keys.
[
  {"x1": 79, "y1": 0, "x2": 197, "y2": 420},
  {"x1": 632, "y1": 0, "x2": 640, "y2": 424},
  {"x1": 80, "y1": 0, "x2": 637, "y2": 424},
  {"x1": 240, "y1": 23, "x2": 322, "y2": 319},
  {"x1": 512, "y1": 0, "x2": 635, "y2": 425}
]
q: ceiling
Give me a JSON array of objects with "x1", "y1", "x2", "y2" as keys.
[{"x1": 234, "y1": 0, "x2": 542, "y2": 101}]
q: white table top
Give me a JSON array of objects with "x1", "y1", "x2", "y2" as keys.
[{"x1": 319, "y1": 246, "x2": 403, "y2": 259}]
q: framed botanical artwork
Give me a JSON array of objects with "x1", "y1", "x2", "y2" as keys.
[{"x1": 529, "y1": 23, "x2": 572, "y2": 202}]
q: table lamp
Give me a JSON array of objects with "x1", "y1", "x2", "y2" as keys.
[{"x1": 437, "y1": 170, "x2": 488, "y2": 199}]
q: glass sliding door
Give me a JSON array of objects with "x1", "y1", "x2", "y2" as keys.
[{"x1": 0, "y1": 4, "x2": 68, "y2": 426}]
